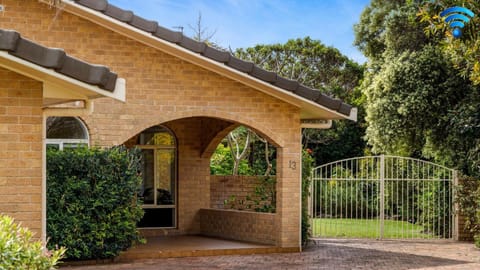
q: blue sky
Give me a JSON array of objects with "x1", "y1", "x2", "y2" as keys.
[{"x1": 108, "y1": 0, "x2": 370, "y2": 63}]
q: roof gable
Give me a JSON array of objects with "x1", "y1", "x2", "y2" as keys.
[{"x1": 41, "y1": 0, "x2": 356, "y2": 121}]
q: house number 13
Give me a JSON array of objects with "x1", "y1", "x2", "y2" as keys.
[{"x1": 289, "y1": 160, "x2": 296, "y2": 170}]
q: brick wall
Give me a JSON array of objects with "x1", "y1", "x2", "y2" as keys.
[
  {"x1": 199, "y1": 208, "x2": 276, "y2": 245},
  {"x1": 210, "y1": 175, "x2": 276, "y2": 211},
  {"x1": 0, "y1": 67, "x2": 43, "y2": 237},
  {"x1": 457, "y1": 215, "x2": 474, "y2": 241},
  {"x1": 1, "y1": 0, "x2": 302, "y2": 248}
]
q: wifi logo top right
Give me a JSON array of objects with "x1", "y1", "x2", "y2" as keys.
[{"x1": 440, "y1": 6, "x2": 475, "y2": 38}]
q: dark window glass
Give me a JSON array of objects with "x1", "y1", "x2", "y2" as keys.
[
  {"x1": 138, "y1": 208, "x2": 175, "y2": 228},
  {"x1": 46, "y1": 117, "x2": 88, "y2": 139},
  {"x1": 140, "y1": 149, "x2": 155, "y2": 205}
]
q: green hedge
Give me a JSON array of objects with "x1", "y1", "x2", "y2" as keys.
[
  {"x1": 302, "y1": 149, "x2": 314, "y2": 245},
  {"x1": 46, "y1": 146, "x2": 144, "y2": 260}
]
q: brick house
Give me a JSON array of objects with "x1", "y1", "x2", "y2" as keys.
[{"x1": 0, "y1": 0, "x2": 355, "y2": 253}]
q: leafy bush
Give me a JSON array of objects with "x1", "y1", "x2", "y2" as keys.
[
  {"x1": 456, "y1": 175, "x2": 480, "y2": 246},
  {"x1": 302, "y1": 149, "x2": 314, "y2": 245},
  {"x1": 246, "y1": 176, "x2": 276, "y2": 213},
  {"x1": 47, "y1": 146, "x2": 144, "y2": 260},
  {"x1": 0, "y1": 214, "x2": 65, "y2": 269},
  {"x1": 475, "y1": 235, "x2": 480, "y2": 249},
  {"x1": 418, "y1": 181, "x2": 452, "y2": 237}
]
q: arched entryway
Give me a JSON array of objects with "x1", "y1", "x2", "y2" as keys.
[{"x1": 122, "y1": 116, "x2": 291, "y2": 246}]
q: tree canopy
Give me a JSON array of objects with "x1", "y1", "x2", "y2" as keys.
[
  {"x1": 236, "y1": 37, "x2": 363, "y2": 100},
  {"x1": 236, "y1": 37, "x2": 366, "y2": 165},
  {"x1": 355, "y1": 0, "x2": 480, "y2": 176},
  {"x1": 418, "y1": 0, "x2": 480, "y2": 85}
]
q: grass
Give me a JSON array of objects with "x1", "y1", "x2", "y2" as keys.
[{"x1": 311, "y1": 218, "x2": 437, "y2": 239}]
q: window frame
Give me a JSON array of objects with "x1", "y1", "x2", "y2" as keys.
[
  {"x1": 45, "y1": 117, "x2": 90, "y2": 150},
  {"x1": 136, "y1": 125, "x2": 178, "y2": 229}
]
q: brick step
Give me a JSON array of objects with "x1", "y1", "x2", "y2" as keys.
[{"x1": 116, "y1": 246, "x2": 297, "y2": 261}]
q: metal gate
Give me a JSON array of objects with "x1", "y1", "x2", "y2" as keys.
[{"x1": 309, "y1": 155, "x2": 456, "y2": 240}]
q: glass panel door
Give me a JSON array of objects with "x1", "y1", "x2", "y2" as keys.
[
  {"x1": 136, "y1": 126, "x2": 177, "y2": 228},
  {"x1": 140, "y1": 149, "x2": 155, "y2": 205},
  {"x1": 156, "y1": 149, "x2": 175, "y2": 205}
]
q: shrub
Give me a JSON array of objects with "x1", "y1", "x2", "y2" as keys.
[
  {"x1": 456, "y1": 175, "x2": 480, "y2": 246},
  {"x1": 246, "y1": 176, "x2": 276, "y2": 213},
  {"x1": 0, "y1": 214, "x2": 65, "y2": 269},
  {"x1": 302, "y1": 149, "x2": 314, "y2": 245},
  {"x1": 47, "y1": 146, "x2": 144, "y2": 260}
]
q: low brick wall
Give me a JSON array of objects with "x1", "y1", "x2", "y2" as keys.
[
  {"x1": 210, "y1": 175, "x2": 275, "y2": 211},
  {"x1": 199, "y1": 208, "x2": 277, "y2": 245},
  {"x1": 457, "y1": 214, "x2": 474, "y2": 241}
]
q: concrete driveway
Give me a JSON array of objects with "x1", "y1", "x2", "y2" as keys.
[{"x1": 61, "y1": 239, "x2": 480, "y2": 270}]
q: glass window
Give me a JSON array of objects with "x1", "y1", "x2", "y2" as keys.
[
  {"x1": 139, "y1": 126, "x2": 175, "y2": 146},
  {"x1": 46, "y1": 117, "x2": 89, "y2": 150},
  {"x1": 136, "y1": 125, "x2": 177, "y2": 228},
  {"x1": 46, "y1": 117, "x2": 88, "y2": 139}
]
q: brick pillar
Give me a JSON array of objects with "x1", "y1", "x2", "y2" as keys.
[{"x1": 275, "y1": 136, "x2": 302, "y2": 249}]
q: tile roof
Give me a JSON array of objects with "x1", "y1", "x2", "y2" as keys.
[
  {"x1": 72, "y1": 0, "x2": 353, "y2": 117},
  {"x1": 0, "y1": 28, "x2": 118, "y2": 92}
]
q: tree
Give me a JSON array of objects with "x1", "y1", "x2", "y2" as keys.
[
  {"x1": 236, "y1": 37, "x2": 363, "y2": 99},
  {"x1": 187, "y1": 11, "x2": 226, "y2": 51},
  {"x1": 188, "y1": 12, "x2": 217, "y2": 43},
  {"x1": 418, "y1": 0, "x2": 480, "y2": 85},
  {"x1": 210, "y1": 126, "x2": 275, "y2": 176},
  {"x1": 236, "y1": 37, "x2": 366, "y2": 165},
  {"x1": 227, "y1": 127, "x2": 253, "y2": 175},
  {"x1": 355, "y1": 0, "x2": 480, "y2": 176}
]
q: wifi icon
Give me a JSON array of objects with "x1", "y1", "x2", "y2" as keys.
[{"x1": 440, "y1": 6, "x2": 475, "y2": 38}]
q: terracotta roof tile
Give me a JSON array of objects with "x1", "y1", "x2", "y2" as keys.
[
  {"x1": 250, "y1": 66, "x2": 277, "y2": 83},
  {"x1": 0, "y1": 29, "x2": 117, "y2": 92},
  {"x1": 129, "y1": 15, "x2": 158, "y2": 33},
  {"x1": 202, "y1": 46, "x2": 231, "y2": 63},
  {"x1": 11, "y1": 38, "x2": 66, "y2": 69},
  {"x1": 226, "y1": 56, "x2": 255, "y2": 73},
  {"x1": 104, "y1": 4, "x2": 133, "y2": 22},
  {"x1": 274, "y1": 77, "x2": 299, "y2": 92},
  {"x1": 72, "y1": 0, "x2": 354, "y2": 117},
  {"x1": 179, "y1": 36, "x2": 207, "y2": 53},
  {"x1": 154, "y1": 26, "x2": 183, "y2": 43}
]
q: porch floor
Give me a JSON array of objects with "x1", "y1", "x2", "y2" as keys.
[{"x1": 116, "y1": 235, "x2": 293, "y2": 261}]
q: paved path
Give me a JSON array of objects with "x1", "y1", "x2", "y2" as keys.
[{"x1": 61, "y1": 239, "x2": 480, "y2": 270}]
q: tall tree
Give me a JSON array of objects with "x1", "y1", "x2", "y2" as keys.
[
  {"x1": 188, "y1": 12, "x2": 217, "y2": 43},
  {"x1": 419, "y1": 1, "x2": 480, "y2": 85},
  {"x1": 355, "y1": 0, "x2": 480, "y2": 176},
  {"x1": 236, "y1": 37, "x2": 366, "y2": 165}
]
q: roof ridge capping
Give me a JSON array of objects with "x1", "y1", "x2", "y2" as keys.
[
  {"x1": 71, "y1": 0, "x2": 353, "y2": 117},
  {"x1": 0, "y1": 28, "x2": 117, "y2": 92}
]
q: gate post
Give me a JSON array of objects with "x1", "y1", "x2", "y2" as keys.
[
  {"x1": 309, "y1": 170, "x2": 313, "y2": 237},
  {"x1": 379, "y1": 155, "x2": 385, "y2": 239},
  {"x1": 453, "y1": 170, "x2": 459, "y2": 241}
]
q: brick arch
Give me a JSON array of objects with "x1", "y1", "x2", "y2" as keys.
[
  {"x1": 118, "y1": 110, "x2": 285, "y2": 148},
  {"x1": 200, "y1": 123, "x2": 239, "y2": 159}
]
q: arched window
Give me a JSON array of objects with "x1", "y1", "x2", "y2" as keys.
[
  {"x1": 136, "y1": 125, "x2": 177, "y2": 228},
  {"x1": 46, "y1": 117, "x2": 89, "y2": 150}
]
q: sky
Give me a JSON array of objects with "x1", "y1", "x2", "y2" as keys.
[{"x1": 108, "y1": 0, "x2": 370, "y2": 63}]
